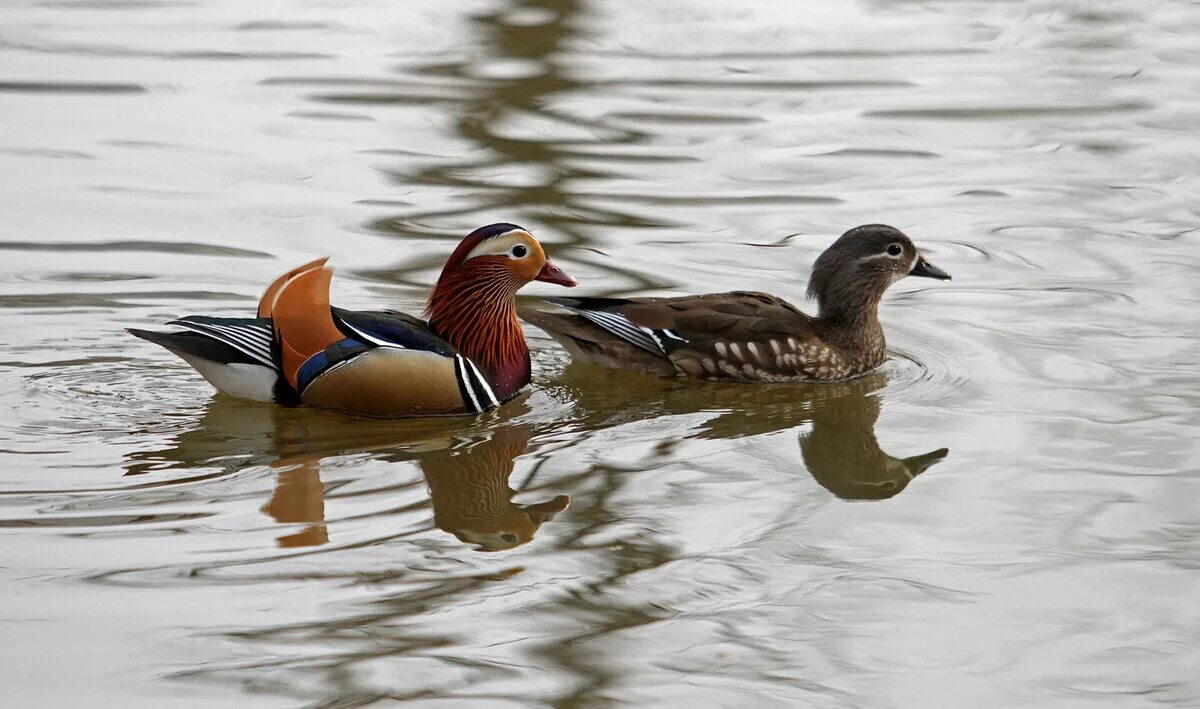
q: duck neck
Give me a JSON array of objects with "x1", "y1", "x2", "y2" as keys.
[
  {"x1": 426, "y1": 270, "x2": 531, "y2": 401},
  {"x1": 815, "y1": 285, "x2": 888, "y2": 367}
]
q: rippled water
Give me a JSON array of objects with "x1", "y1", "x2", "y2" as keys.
[{"x1": 3, "y1": 0, "x2": 1199, "y2": 706}]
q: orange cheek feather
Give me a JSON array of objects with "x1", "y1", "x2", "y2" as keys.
[{"x1": 514, "y1": 254, "x2": 545, "y2": 282}]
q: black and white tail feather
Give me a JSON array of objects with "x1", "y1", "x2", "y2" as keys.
[
  {"x1": 169, "y1": 316, "x2": 275, "y2": 368},
  {"x1": 128, "y1": 316, "x2": 282, "y2": 402}
]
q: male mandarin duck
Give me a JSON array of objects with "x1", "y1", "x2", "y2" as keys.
[
  {"x1": 129, "y1": 223, "x2": 576, "y2": 417},
  {"x1": 520, "y1": 224, "x2": 949, "y2": 383}
]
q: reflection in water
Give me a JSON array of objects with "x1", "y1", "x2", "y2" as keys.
[
  {"x1": 126, "y1": 399, "x2": 568, "y2": 551},
  {"x1": 798, "y1": 379, "x2": 949, "y2": 500},
  {"x1": 365, "y1": 0, "x2": 659, "y2": 292},
  {"x1": 128, "y1": 360, "x2": 944, "y2": 555},
  {"x1": 554, "y1": 365, "x2": 949, "y2": 500},
  {"x1": 425, "y1": 426, "x2": 569, "y2": 551},
  {"x1": 263, "y1": 465, "x2": 327, "y2": 547}
]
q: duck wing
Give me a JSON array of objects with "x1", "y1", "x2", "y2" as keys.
[
  {"x1": 331, "y1": 308, "x2": 455, "y2": 355},
  {"x1": 522, "y1": 292, "x2": 834, "y2": 381}
]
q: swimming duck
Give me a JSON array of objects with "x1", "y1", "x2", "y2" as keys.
[
  {"x1": 520, "y1": 224, "x2": 949, "y2": 382},
  {"x1": 130, "y1": 223, "x2": 576, "y2": 417}
]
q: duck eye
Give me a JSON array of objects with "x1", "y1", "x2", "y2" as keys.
[
  {"x1": 886, "y1": 243, "x2": 903, "y2": 257},
  {"x1": 510, "y1": 244, "x2": 528, "y2": 258}
]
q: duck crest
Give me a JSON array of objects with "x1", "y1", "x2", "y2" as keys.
[{"x1": 426, "y1": 265, "x2": 531, "y2": 401}]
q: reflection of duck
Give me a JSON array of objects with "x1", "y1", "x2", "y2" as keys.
[
  {"x1": 547, "y1": 365, "x2": 947, "y2": 500},
  {"x1": 124, "y1": 397, "x2": 568, "y2": 549},
  {"x1": 262, "y1": 464, "x2": 328, "y2": 548},
  {"x1": 423, "y1": 426, "x2": 569, "y2": 551},
  {"x1": 798, "y1": 379, "x2": 948, "y2": 500}
]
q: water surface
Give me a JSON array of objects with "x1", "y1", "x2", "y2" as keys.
[{"x1": 2, "y1": 0, "x2": 1199, "y2": 706}]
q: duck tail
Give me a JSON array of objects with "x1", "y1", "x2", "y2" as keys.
[
  {"x1": 127, "y1": 327, "x2": 281, "y2": 402},
  {"x1": 127, "y1": 327, "x2": 189, "y2": 354}
]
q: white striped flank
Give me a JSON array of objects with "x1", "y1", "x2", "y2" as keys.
[
  {"x1": 454, "y1": 356, "x2": 483, "y2": 413},
  {"x1": 574, "y1": 309, "x2": 664, "y2": 355},
  {"x1": 170, "y1": 320, "x2": 275, "y2": 368},
  {"x1": 461, "y1": 356, "x2": 499, "y2": 409}
]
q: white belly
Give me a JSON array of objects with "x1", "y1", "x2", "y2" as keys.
[{"x1": 177, "y1": 354, "x2": 278, "y2": 402}]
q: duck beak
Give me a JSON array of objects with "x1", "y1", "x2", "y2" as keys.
[
  {"x1": 910, "y1": 255, "x2": 951, "y2": 281},
  {"x1": 535, "y1": 259, "x2": 577, "y2": 287}
]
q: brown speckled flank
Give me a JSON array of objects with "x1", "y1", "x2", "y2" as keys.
[{"x1": 521, "y1": 225, "x2": 950, "y2": 383}]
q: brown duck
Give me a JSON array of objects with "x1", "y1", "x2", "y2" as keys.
[{"x1": 520, "y1": 224, "x2": 950, "y2": 382}]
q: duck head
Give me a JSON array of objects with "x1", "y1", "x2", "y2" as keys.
[
  {"x1": 806, "y1": 224, "x2": 949, "y2": 322},
  {"x1": 427, "y1": 223, "x2": 576, "y2": 398},
  {"x1": 432, "y1": 222, "x2": 576, "y2": 295}
]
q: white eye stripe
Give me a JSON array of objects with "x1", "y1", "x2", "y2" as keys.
[
  {"x1": 860, "y1": 244, "x2": 907, "y2": 262},
  {"x1": 463, "y1": 230, "x2": 535, "y2": 260}
]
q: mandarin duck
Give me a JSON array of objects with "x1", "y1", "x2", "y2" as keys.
[
  {"x1": 129, "y1": 223, "x2": 576, "y2": 417},
  {"x1": 520, "y1": 224, "x2": 949, "y2": 383}
]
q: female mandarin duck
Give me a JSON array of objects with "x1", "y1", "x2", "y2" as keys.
[
  {"x1": 130, "y1": 223, "x2": 576, "y2": 417},
  {"x1": 520, "y1": 224, "x2": 949, "y2": 382}
]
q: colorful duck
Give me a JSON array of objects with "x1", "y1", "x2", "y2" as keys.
[{"x1": 130, "y1": 223, "x2": 576, "y2": 417}]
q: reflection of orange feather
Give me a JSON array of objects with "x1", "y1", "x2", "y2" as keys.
[
  {"x1": 257, "y1": 257, "x2": 329, "y2": 318},
  {"x1": 269, "y1": 266, "x2": 345, "y2": 389}
]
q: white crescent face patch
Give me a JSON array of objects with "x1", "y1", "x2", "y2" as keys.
[{"x1": 463, "y1": 230, "x2": 539, "y2": 261}]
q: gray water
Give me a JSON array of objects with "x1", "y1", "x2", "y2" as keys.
[{"x1": 2, "y1": 0, "x2": 1199, "y2": 707}]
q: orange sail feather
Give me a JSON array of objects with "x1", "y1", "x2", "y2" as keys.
[
  {"x1": 268, "y1": 265, "x2": 344, "y2": 389},
  {"x1": 257, "y1": 257, "x2": 330, "y2": 318}
]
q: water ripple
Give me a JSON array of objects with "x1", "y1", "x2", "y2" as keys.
[{"x1": 2, "y1": 0, "x2": 1199, "y2": 705}]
